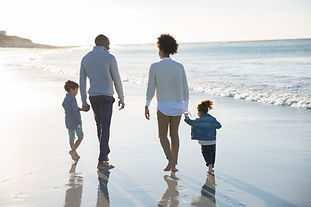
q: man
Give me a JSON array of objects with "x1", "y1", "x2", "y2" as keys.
[{"x1": 80, "y1": 34, "x2": 125, "y2": 170}]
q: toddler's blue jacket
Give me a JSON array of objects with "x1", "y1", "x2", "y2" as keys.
[{"x1": 184, "y1": 114, "x2": 221, "y2": 141}]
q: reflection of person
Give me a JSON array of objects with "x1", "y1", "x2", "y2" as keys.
[
  {"x1": 80, "y1": 34, "x2": 125, "y2": 170},
  {"x1": 64, "y1": 164, "x2": 83, "y2": 207},
  {"x1": 145, "y1": 34, "x2": 189, "y2": 172},
  {"x1": 62, "y1": 80, "x2": 88, "y2": 162},
  {"x1": 96, "y1": 170, "x2": 111, "y2": 207},
  {"x1": 191, "y1": 174, "x2": 216, "y2": 207},
  {"x1": 158, "y1": 173, "x2": 179, "y2": 207},
  {"x1": 184, "y1": 99, "x2": 222, "y2": 174}
]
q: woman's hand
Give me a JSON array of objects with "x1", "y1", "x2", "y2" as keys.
[{"x1": 145, "y1": 106, "x2": 150, "y2": 120}]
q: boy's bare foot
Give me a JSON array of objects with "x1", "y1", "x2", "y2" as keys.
[
  {"x1": 164, "y1": 159, "x2": 174, "y2": 171},
  {"x1": 69, "y1": 150, "x2": 76, "y2": 161},
  {"x1": 74, "y1": 156, "x2": 80, "y2": 164}
]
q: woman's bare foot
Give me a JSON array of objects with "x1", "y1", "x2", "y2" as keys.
[
  {"x1": 171, "y1": 165, "x2": 179, "y2": 172},
  {"x1": 164, "y1": 159, "x2": 174, "y2": 171}
]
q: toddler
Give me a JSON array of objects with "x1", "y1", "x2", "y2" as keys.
[{"x1": 184, "y1": 99, "x2": 222, "y2": 174}]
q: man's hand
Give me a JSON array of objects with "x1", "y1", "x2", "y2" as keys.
[
  {"x1": 145, "y1": 106, "x2": 150, "y2": 120},
  {"x1": 82, "y1": 104, "x2": 90, "y2": 112},
  {"x1": 118, "y1": 101, "x2": 125, "y2": 110}
]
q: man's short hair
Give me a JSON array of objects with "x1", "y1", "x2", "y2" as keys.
[
  {"x1": 64, "y1": 80, "x2": 79, "y2": 92},
  {"x1": 95, "y1": 34, "x2": 109, "y2": 46}
]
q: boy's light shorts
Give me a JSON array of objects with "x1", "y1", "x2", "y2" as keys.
[{"x1": 68, "y1": 127, "x2": 84, "y2": 139}]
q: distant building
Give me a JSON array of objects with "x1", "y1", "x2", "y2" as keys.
[{"x1": 0, "y1": 31, "x2": 6, "y2": 35}]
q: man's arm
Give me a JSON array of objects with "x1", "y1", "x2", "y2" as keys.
[
  {"x1": 79, "y1": 60, "x2": 88, "y2": 106},
  {"x1": 110, "y1": 56, "x2": 125, "y2": 108}
]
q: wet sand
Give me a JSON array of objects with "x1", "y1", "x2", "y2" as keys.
[{"x1": 0, "y1": 64, "x2": 311, "y2": 207}]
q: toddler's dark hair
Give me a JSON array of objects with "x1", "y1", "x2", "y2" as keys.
[
  {"x1": 157, "y1": 34, "x2": 179, "y2": 55},
  {"x1": 64, "y1": 80, "x2": 79, "y2": 92},
  {"x1": 197, "y1": 99, "x2": 214, "y2": 114}
]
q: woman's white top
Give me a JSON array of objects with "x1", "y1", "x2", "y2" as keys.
[{"x1": 146, "y1": 57, "x2": 189, "y2": 116}]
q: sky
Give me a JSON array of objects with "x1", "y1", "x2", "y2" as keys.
[{"x1": 1, "y1": 0, "x2": 311, "y2": 46}]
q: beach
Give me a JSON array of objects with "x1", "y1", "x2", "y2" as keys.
[{"x1": 1, "y1": 44, "x2": 311, "y2": 207}]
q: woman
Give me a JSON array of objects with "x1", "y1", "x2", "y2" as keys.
[{"x1": 145, "y1": 34, "x2": 189, "y2": 172}]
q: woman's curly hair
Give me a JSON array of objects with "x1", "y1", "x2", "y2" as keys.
[
  {"x1": 157, "y1": 34, "x2": 179, "y2": 55},
  {"x1": 197, "y1": 99, "x2": 214, "y2": 114}
]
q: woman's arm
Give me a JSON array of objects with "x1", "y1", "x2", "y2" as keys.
[
  {"x1": 182, "y1": 65, "x2": 189, "y2": 102},
  {"x1": 145, "y1": 65, "x2": 156, "y2": 120},
  {"x1": 146, "y1": 65, "x2": 156, "y2": 105}
]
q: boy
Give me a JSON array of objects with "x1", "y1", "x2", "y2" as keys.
[
  {"x1": 184, "y1": 99, "x2": 222, "y2": 174},
  {"x1": 62, "y1": 80, "x2": 88, "y2": 162}
]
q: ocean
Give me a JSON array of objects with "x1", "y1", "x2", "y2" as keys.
[{"x1": 1, "y1": 39, "x2": 310, "y2": 110}]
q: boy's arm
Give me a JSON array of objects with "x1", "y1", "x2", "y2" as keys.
[{"x1": 71, "y1": 98, "x2": 80, "y2": 112}]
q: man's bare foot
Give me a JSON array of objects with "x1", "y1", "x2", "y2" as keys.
[
  {"x1": 97, "y1": 162, "x2": 114, "y2": 170},
  {"x1": 164, "y1": 159, "x2": 174, "y2": 171}
]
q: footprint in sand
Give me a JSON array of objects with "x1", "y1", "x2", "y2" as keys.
[{"x1": 13, "y1": 192, "x2": 29, "y2": 200}]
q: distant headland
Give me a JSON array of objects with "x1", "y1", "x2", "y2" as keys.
[{"x1": 0, "y1": 30, "x2": 55, "y2": 48}]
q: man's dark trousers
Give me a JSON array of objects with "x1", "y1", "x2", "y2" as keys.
[{"x1": 89, "y1": 95, "x2": 115, "y2": 161}]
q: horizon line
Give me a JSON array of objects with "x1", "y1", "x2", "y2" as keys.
[{"x1": 57, "y1": 37, "x2": 311, "y2": 48}]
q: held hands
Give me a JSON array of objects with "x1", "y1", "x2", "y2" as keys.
[
  {"x1": 82, "y1": 104, "x2": 90, "y2": 112},
  {"x1": 145, "y1": 106, "x2": 150, "y2": 120}
]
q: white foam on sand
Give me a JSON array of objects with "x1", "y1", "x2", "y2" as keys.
[{"x1": 1, "y1": 61, "x2": 311, "y2": 206}]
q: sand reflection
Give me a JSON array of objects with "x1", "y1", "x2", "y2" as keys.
[
  {"x1": 96, "y1": 169, "x2": 111, "y2": 207},
  {"x1": 191, "y1": 174, "x2": 216, "y2": 207},
  {"x1": 64, "y1": 163, "x2": 83, "y2": 207},
  {"x1": 158, "y1": 172, "x2": 179, "y2": 207}
]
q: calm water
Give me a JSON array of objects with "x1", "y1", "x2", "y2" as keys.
[{"x1": 1, "y1": 39, "x2": 310, "y2": 109}]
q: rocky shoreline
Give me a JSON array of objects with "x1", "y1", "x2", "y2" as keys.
[{"x1": 0, "y1": 32, "x2": 55, "y2": 48}]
